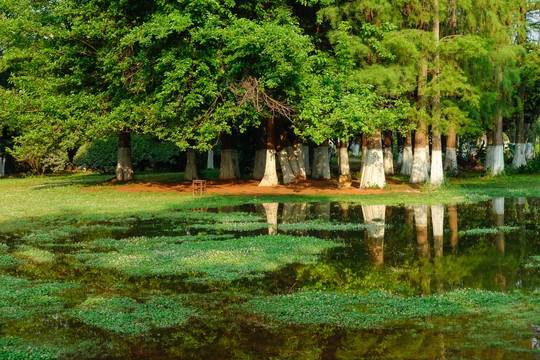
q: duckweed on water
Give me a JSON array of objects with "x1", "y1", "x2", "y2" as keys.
[
  {"x1": 243, "y1": 289, "x2": 539, "y2": 329},
  {"x1": 188, "y1": 222, "x2": 270, "y2": 232},
  {"x1": 458, "y1": 226, "x2": 520, "y2": 236},
  {"x1": 70, "y1": 295, "x2": 196, "y2": 335},
  {"x1": 279, "y1": 221, "x2": 382, "y2": 232},
  {"x1": 0, "y1": 253, "x2": 22, "y2": 267},
  {"x1": 73, "y1": 235, "x2": 340, "y2": 281},
  {"x1": 0, "y1": 337, "x2": 59, "y2": 360},
  {"x1": 14, "y1": 246, "x2": 55, "y2": 264}
]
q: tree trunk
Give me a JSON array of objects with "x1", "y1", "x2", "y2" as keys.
[
  {"x1": 361, "y1": 134, "x2": 368, "y2": 170},
  {"x1": 352, "y1": 139, "x2": 360, "y2": 156},
  {"x1": 410, "y1": 124, "x2": 430, "y2": 183},
  {"x1": 313, "y1": 141, "x2": 331, "y2": 180},
  {"x1": 512, "y1": 102, "x2": 526, "y2": 168},
  {"x1": 116, "y1": 131, "x2": 134, "y2": 181},
  {"x1": 312, "y1": 146, "x2": 319, "y2": 178},
  {"x1": 278, "y1": 148, "x2": 295, "y2": 184},
  {"x1": 337, "y1": 140, "x2": 351, "y2": 179},
  {"x1": 262, "y1": 202, "x2": 279, "y2": 235},
  {"x1": 400, "y1": 131, "x2": 413, "y2": 175},
  {"x1": 431, "y1": 131, "x2": 444, "y2": 186},
  {"x1": 485, "y1": 130, "x2": 494, "y2": 172},
  {"x1": 448, "y1": 204, "x2": 458, "y2": 254},
  {"x1": 303, "y1": 145, "x2": 311, "y2": 176},
  {"x1": 383, "y1": 131, "x2": 394, "y2": 175},
  {"x1": 360, "y1": 131, "x2": 386, "y2": 188},
  {"x1": 492, "y1": 108, "x2": 504, "y2": 175},
  {"x1": 253, "y1": 125, "x2": 267, "y2": 180},
  {"x1": 219, "y1": 133, "x2": 237, "y2": 179},
  {"x1": 362, "y1": 205, "x2": 386, "y2": 266},
  {"x1": 445, "y1": 127, "x2": 458, "y2": 172},
  {"x1": 0, "y1": 156, "x2": 5, "y2": 177},
  {"x1": 259, "y1": 118, "x2": 279, "y2": 186},
  {"x1": 207, "y1": 150, "x2": 214, "y2": 169},
  {"x1": 294, "y1": 142, "x2": 307, "y2": 179},
  {"x1": 184, "y1": 149, "x2": 198, "y2": 180}
]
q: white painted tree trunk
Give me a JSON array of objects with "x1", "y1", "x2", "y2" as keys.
[
  {"x1": 383, "y1": 147, "x2": 394, "y2": 175},
  {"x1": 444, "y1": 147, "x2": 457, "y2": 171},
  {"x1": 285, "y1": 146, "x2": 302, "y2": 178},
  {"x1": 303, "y1": 145, "x2": 310, "y2": 176},
  {"x1": 352, "y1": 143, "x2": 360, "y2": 156},
  {"x1": 219, "y1": 149, "x2": 236, "y2": 179},
  {"x1": 431, "y1": 204, "x2": 444, "y2": 238},
  {"x1": 294, "y1": 143, "x2": 307, "y2": 178},
  {"x1": 397, "y1": 148, "x2": 403, "y2": 166},
  {"x1": 259, "y1": 149, "x2": 279, "y2": 187},
  {"x1": 410, "y1": 147, "x2": 430, "y2": 184},
  {"x1": 278, "y1": 149, "x2": 295, "y2": 184},
  {"x1": 430, "y1": 149, "x2": 444, "y2": 186},
  {"x1": 512, "y1": 143, "x2": 527, "y2": 168},
  {"x1": 253, "y1": 149, "x2": 266, "y2": 180},
  {"x1": 338, "y1": 146, "x2": 350, "y2": 176},
  {"x1": 400, "y1": 146, "x2": 413, "y2": 176},
  {"x1": 413, "y1": 204, "x2": 428, "y2": 227},
  {"x1": 361, "y1": 146, "x2": 368, "y2": 168},
  {"x1": 232, "y1": 149, "x2": 241, "y2": 178},
  {"x1": 184, "y1": 149, "x2": 198, "y2": 181},
  {"x1": 262, "y1": 202, "x2": 279, "y2": 235},
  {"x1": 0, "y1": 157, "x2": 5, "y2": 178},
  {"x1": 525, "y1": 142, "x2": 534, "y2": 159},
  {"x1": 312, "y1": 147, "x2": 319, "y2": 178},
  {"x1": 492, "y1": 197, "x2": 505, "y2": 216},
  {"x1": 207, "y1": 150, "x2": 214, "y2": 169},
  {"x1": 360, "y1": 148, "x2": 385, "y2": 188},
  {"x1": 491, "y1": 145, "x2": 504, "y2": 175},
  {"x1": 116, "y1": 147, "x2": 134, "y2": 181},
  {"x1": 425, "y1": 145, "x2": 431, "y2": 170},
  {"x1": 313, "y1": 146, "x2": 331, "y2": 180}
]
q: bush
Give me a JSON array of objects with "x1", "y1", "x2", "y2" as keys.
[{"x1": 74, "y1": 135, "x2": 181, "y2": 173}]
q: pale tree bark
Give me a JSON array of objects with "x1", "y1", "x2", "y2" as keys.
[
  {"x1": 445, "y1": 127, "x2": 458, "y2": 172},
  {"x1": 362, "y1": 205, "x2": 386, "y2": 266},
  {"x1": 361, "y1": 134, "x2": 368, "y2": 170},
  {"x1": 400, "y1": 131, "x2": 413, "y2": 175},
  {"x1": 312, "y1": 146, "x2": 319, "y2": 178},
  {"x1": 337, "y1": 139, "x2": 351, "y2": 184},
  {"x1": 184, "y1": 149, "x2": 198, "y2": 181},
  {"x1": 491, "y1": 107, "x2": 505, "y2": 175},
  {"x1": 448, "y1": 204, "x2": 458, "y2": 255},
  {"x1": 383, "y1": 131, "x2": 394, "y2": 175},
  {"x1": 410, "y1": 124, "x2": 430, "y2": 183},
  {"x1": 360, "y1": 131, "x2": 386, "y2": 188},
  {"x1": 277, "y1": 148, "x2": 295, "y2": 184},
  {"x1": 219, "y1": 133, "x2": 238, "y2": 179},
  {"x1": 262, "y1": 202, "x2": 279, "y2": 235},
  {"x1": 352, "y1": 138, "x2": 360, "y2": 156},
  {"x1": 512, "y1": 100, "x2": 527, "y2": 168},
  {"x1": 431, "y1": 204, "x2": 444, "y2": 258},
  {"x1": 492, "y1": 198, "x2": 505, "y2": 255},
  {"x1": 396, "y1": 133, "x2": 403, "y2": 166},
  {"x1": 259, "y1": 118, "x2": 279, "y2": 187},
  {"x1": 293, "y1": 139, "x2": 307, "y2": 179},
  {"x1": 303, "y1": 145, "x2": 311, "y2": 176},
  {"x1": 253, "y1": 125, "x2": 267, "y2": 180},
  {"x1": 313, "y1": 140, "x2": 331, "y2": 180},
  {"x1": 207, "y1": 150, "x2": 214, "y2": 169},
  {"x1": 277, "y1": 120, "x2": 301, "y2": 183},
  {"x1": 116, "y1": 130, "x2": 134, "y2": 181},
  {"x1": 0, "y1": 156, "x2": 5, "y2": 177}
]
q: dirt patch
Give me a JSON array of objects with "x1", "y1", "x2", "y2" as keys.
[{"x1": 84, "y1": 178, "x2": 421, "y2": 196}]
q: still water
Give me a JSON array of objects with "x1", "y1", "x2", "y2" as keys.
[{"x1": 0, "y1": 198, "x2": 538, "y2": 359}]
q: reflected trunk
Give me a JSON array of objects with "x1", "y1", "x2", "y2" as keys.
[
  {"x1": 262, "y1": 202, "x2": 279, "y2": 235},
  {"x1": 448, "y1": 204, "x2": 458, "y2": 254},
  {"x1": 362, "y1": 205, "x2": 386, "y2": 266}
]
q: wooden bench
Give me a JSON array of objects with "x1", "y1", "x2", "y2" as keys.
[{"x1": 192, "y1": 180, "x2": 207, "y2": 195}]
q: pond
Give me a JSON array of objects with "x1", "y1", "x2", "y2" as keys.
[{"x1": 0, "y1": 197, "x2": 538, "y2": 359}]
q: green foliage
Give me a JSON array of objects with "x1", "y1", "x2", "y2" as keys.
[
  {"x1": 0, "y1": 337, "x2": 59, "y2": 360},
  {"x1": 70, "y1": 296, "x2": 196, "y2": 335},
  {"x1": 74, "y1": 135, "x2": 181, "y2": 173},
  {"x1": 73, "y1": 235, "x2": 340, "y2": 281},
  {"x1": 279, "y1": 220, "x2": 381, "y2": 231}
]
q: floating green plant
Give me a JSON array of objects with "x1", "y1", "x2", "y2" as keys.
[
  {"x1": 14, "y1": 246, "x2": 55, "y2": 264},
  {"x1": 73, "y1": 235, "x2": 340, "y2": 281},
  {"x1": 187, "y1": 222, "x2": 269, "y2": 232},
  {"x1": 458, "y1": 226, "x2": 520, "y2": 236},
  {"x1": 279, "y1": 221, "x2": 382, "y2": 232},
  {"x1": 0, "y1": 254, "x2": 23, "y2": 268},
  {"x1": 70, "y1": 295, "x2": 196, "y2": 335}
]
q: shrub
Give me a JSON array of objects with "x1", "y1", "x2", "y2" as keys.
[{"x1": 74, "y1": 135, "x2": 181, "y2": 173}]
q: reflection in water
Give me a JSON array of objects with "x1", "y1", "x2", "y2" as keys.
[
  {"x1": 448, "y1": 204, "x2": 458, "y2": 254},
  {"x1": 492, "y1": 197, "x2": 505, "y2": 255},
  {"x1": 314, "y1": 202, "x2": 331, "y2": 221},
  {"x1": 362, "y1": 205, "x2": 386, "y2": 266},
  {"x1": 340, "y1": 203, "x2": 350, "y2": 219},
  {"x1": 432, "y1": 204, "x2": 444, "y2": 294},
  {"x1": 262, "y1": 203, "x2": 279, "y2": 235},
  {"x1": 413, "y1": 204, "x2": 430, "y2": 294}
]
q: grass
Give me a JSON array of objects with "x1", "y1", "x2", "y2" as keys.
[
  {"x1": 279, "y1": 220, "x2": 384, "y2": 232},
  {"x1": 1, "y1": 172, "x2": 540, "y2": 227},
  {"x1": 72, "y1": 235, "x2": 341, "y2": 281}
]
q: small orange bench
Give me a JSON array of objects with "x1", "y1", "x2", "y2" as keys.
[{"x1": 192, "y1": 180, "x2": 207, "y2": 195}]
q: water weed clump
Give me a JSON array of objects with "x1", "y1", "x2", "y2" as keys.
[
  {"x1": 279, "y1": 220, "x2": 384, "y2": 232},
  {"x1": 14, "y1": 246, "x2": 56, "y2": 264},
  {"x1": 70, "y1": 295, "x2": 196, "y2": 335},
  {"x1": 458, "y1": 226, "x2": 520, "y2": 237},
  {"x1": 188, "y1": 222, "x2": 270, "y2": 232},
  {"x1": 73, "y1": 235, "x2": 340, "y2": 281}
]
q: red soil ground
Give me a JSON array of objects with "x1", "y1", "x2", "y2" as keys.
[{"x1": 93, "y1": 178, "x2": 421, "y2": 196}]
